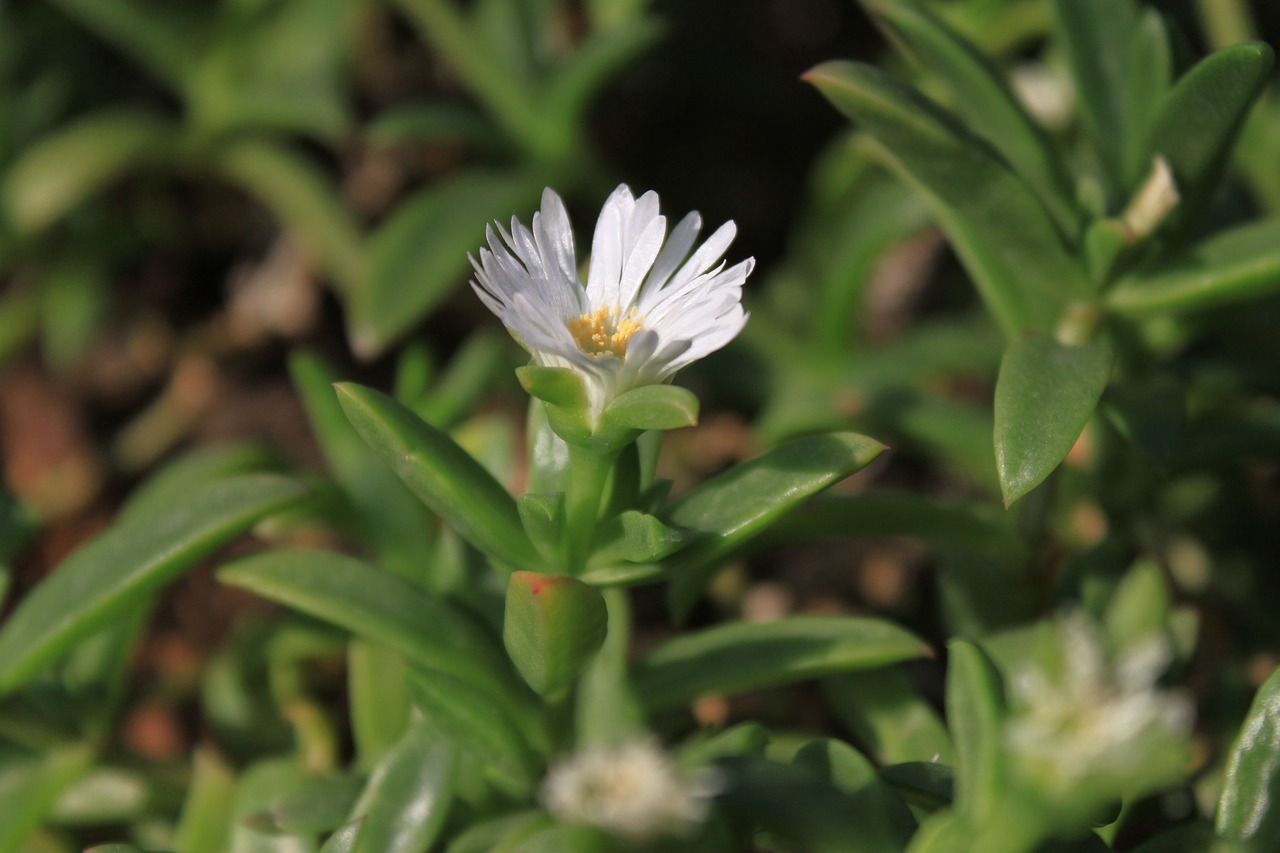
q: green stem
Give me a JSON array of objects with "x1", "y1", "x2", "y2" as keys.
[{"x1": 564, "y1": 444, "x2": 616, "y2": 574}]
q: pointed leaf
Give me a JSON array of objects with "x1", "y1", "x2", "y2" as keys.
[
  {"x1": 1052, "y1": 0, "x2": 1143, "y2": 194},
  {"x1": 945, "y1": 640, "x2": 1006, "y2": 822},
  {"x1": 1142, "y1": 42, "x2": 1274, "y2": 233},
  {"x1": 1216, "y1": 666, "x2": 1280, "y2": 843},
  {"x1": 0, "y1": 474, "x2": 307, "y2": 694},
  {"x1": 805, "y1": 61, "x2": 1087, "y2": 336},
  {"x1": 504, "y1": 572, "x2": 607, "y2": 696},
  {"x1": 664, "y1": 431, "x2": 885, "y2": 620},
  {"x1": 590, "y1": 510, "x2": 690, "y2": 565},
  {"x1": 217, "y1": 550, "x2": 517, "y2": 706},
  {"x1": 868, "y1": 0, "x2": 1079, "y2": 235},
  {"x1": 793, "y1": 738, "x2": 916, "y2": 850},
  {"x1": 290, "y1": 353, "x2": 434, "y2": 585},
  {"x1": 335, "y1": 382, "x2": 540, "y2": 572},
  {"x1": 348, "y1": 725, "x2": 456, "y2": 853},
  {"x1": 994, "y1": 333, "x2": 1112, "y2": 506},
  {"x1": 1108, "y1": 219, "x2": 1280, "y2": 317},
  {"x1": 631, "y1": 615, "x2": 929, "y2": 710},
  {"x1": 822, "y1": 668, "x2": 955, "y2": 766},
  {"x1": 405, "y1": 667, "x2": 540, "y2": 797}
]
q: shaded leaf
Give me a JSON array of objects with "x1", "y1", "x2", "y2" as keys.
[
  {"x1": 805, "y1": 61, "x2": 1087, "y2": 336},
  {"x1": 335, "y1": 383, "x2": 540, "y2": 572},
  {"x1": 348, "y1": 725, "x2": 456, "y2": 853},
  {"x1": 632, "y1": 616, "x2": 929, "y2": 710}
]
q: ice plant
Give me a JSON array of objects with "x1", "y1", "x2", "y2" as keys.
[
  {"x1": 542, "y1": 739, "x2": 718, "y2": 840},
  {"x1": 1005, "y1": 612, "x2": 1193, "y2": 801},
  {"x1": 470, "y1": 184, "x2": 754, "y2": 430}
]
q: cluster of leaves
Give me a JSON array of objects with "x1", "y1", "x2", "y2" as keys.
[{"x1": 2, "y1": 0, "x2": 1280, "y2": 851}]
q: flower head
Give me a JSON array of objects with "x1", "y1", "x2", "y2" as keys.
[
  {"x1": 1005, "y1": 611, "x2": 1193, "y2": 799},
  {"x1": 471, "y1": 185, "x2": 753, "y2": 426},
  {"x1": 542, "y1": 739, "x2": 719, "y2": 840}
]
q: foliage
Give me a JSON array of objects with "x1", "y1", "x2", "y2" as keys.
[{"x1": 2, "y1": 0, "x2": 1280, "y2": 850}]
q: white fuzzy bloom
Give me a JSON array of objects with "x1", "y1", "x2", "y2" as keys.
[
  {"x1": 470, "y1": 185, "x2": 753, "y2": 426},
  {"x1": 1005, "y1": 611, "x2": 1193, "y2": 791},
  {"x1": 542, "y1": 740, "x2": 718, "y2": 840}
]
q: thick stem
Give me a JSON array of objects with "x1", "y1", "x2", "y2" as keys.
[{"x1": 563, "y1": 444, "x2": 616, "y2": 574}]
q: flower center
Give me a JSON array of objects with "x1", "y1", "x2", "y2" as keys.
[{"x1": 567, "y1": 306, "x2": 642, "y2": 359}]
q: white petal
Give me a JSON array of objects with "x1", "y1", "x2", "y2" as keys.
[
  {"x1": 642, "y1": 211, "x2": 701, "y2": 296},
  {"x1": 616, "y1": 214, "x2": 666, "y2": 309},
  {"x1": 586, "y1": 188, "x2": 630, "y2": 305}
]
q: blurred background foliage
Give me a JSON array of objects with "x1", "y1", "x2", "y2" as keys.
[{"x1": 3, "y1": 0, "x2": 1280, "y2": 849}]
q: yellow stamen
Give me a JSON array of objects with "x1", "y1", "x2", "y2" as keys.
[{"x1": 567, "y1": 306, "x2": 643, "y2": 359}]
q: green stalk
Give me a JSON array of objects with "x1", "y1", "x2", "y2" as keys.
[{"x1": 563, "y1": 444, "x2": 616, "y2": 574}]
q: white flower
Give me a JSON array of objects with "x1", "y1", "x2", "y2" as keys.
[
  {"x1": 541, "y1": 739, "x2": 719, "y2": 840},
  {"x1": 1005, "y1": 611, "x2": 1193, "y2": 793},
  {"x1": 470, "y1": 184, "x2": 753, "y2": 426}
]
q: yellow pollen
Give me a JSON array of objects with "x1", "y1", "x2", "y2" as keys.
[{"x1": 567, "y1": 306, "x2": 643, "y2": 359}]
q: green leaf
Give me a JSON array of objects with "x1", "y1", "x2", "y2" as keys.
[
  {"x1": 405, "y1": 667, "x2": 540, "y2": 797},
  {"x1": 216, "y1": 139, "x2": 365, "y2": 296},
  {"x1": 348, "y1": 642, "x2": 411, "y2": 773},
  {"x1": 793, "y1": 739, "x2": 916, "y2": 851},
  {"x1": 335, "y1": 383, "x2": 541, "y2": 572},
  {"x1": 714, "y1": 756, "x2": 865, "y2": 852},
  {"x1": 245, "y1": 775, "x2": 363, "y2": 835},
  {"x1": 631, "y1": 615, "x2": 929, "y2": 711},
  {"x1": 1107, "y1": 219, "x2": 1280, "y2": 317},
  {"x1": 516, "y1": 366, "x2": 586, "y2": 409},
  {"x1": 574, "y1": 588, "x2": 644, "y2": 747},
  {"x1": 1142, "y1": 42, "x2": 1274, "y2": 234},
  {"x1": 867, "y1": 0, "x2": 1079, "y2": 236},
  {"x1": 367, "y1": 103, "x2": 502, "y2": 149},
  {"x1": 822, "y1": 668, "x2": 955, "y2": 766},
  {"x1": 1103, "y1": 559, "x2": 1172, "y2": 654},
  {"x1": 120, "y1": 444, "x2": 277, "y2": 523},
  {"x1": 994, "y1": 333, "x2": 1112, "y2": 507},
  {"x1": 1123, "y1": 9, "x2": 1174, "y2": 183},
  {"x1": 348, "y1": 725, "x2": 456, "y2": 853},
  {"x1": 0, "y1": 474, "x2": 307, "y2": 694},
  {"x1": 354, "y1": 172, "x2": 540, "y2": 357},
  {"x1": 599, "y1": 384, "x2": 699, "y2": 432},
  {"x1": 1, "y1": 110, "x2": 180, "y2": 235},
  {"x1": 1216, "y1": 666, "x2": 1280, "y2": 843},
  {"x1": 590, "y1": 510, "x2": 690, "y2": 567},
  {"x1": 880, "y1": 762, "x2": 955, "y2": 813},
  {"x1": 664, "y1": 432, "x2": 885, "y2": 620},
  {"x1": 445, "y1": 811, "x2": 548, "y2": 853},
  {"x1": 945, "y1": 640, "x2": 1006, "y2": 823},
  {"x1": 188, "y1": 0, "x2": 352, "y2": 139},
  {"x1": 230, "y1": 759, "x2": 320, "y2": 853},
  {"x1": 173, "y1": 748, "x2": 236, "y2": 853},
  {"x1": 503, "y1": 572, "x2": 607, "y2": 696},
  {"x1": 805, "y1": 61, "x2": 1087, "y2": 336},
  {"x1": 217, "y1": 550, "x2": 516, "y2": 705},
  {"x1": 1052, "y1": 0, "x2": 1143, "y2": 194},
  {"x1": 0, "y1": 745, "x2": 93, "y2": 853},
  {"x1": 290, "y1": 353, "x2": 434, "y2": 586},
  {"x1": 320, "y1": 821, "x2": 363, "y2": 853}
]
